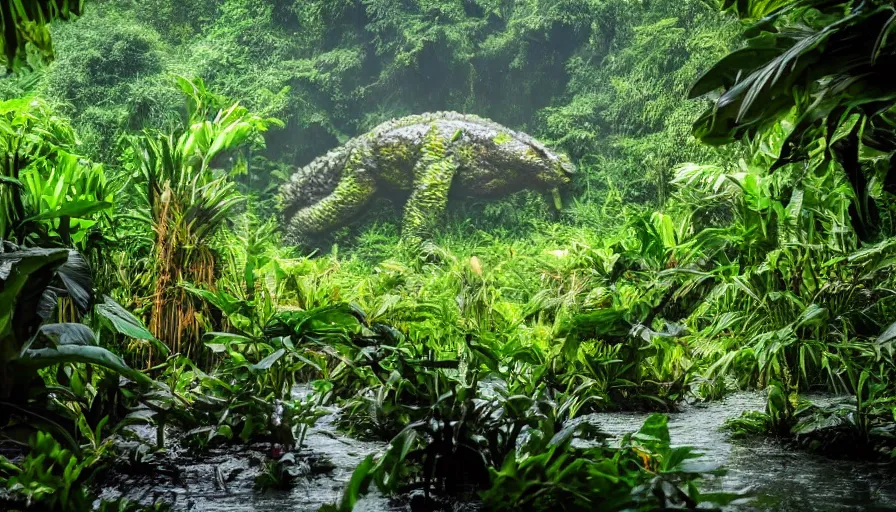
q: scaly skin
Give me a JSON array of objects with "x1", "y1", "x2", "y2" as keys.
[{"x1": 279, "y1": 112, "x2": 576, "y2": 245}]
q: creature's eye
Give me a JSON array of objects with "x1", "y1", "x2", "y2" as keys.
[{"x1": 527, "y1": 144, "x2": 549, "y2": 159}]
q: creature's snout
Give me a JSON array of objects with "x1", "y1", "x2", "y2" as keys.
[
  {"x1": 556, "y1": 153, "x2": 576, "y2": 178},
  {"x1": 560, "y1": 160, "x2": 576, "y2": 177}
]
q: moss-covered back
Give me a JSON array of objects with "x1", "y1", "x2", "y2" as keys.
[{"x1": 280, "y1": 112, "x2": 573, "y2": 242}]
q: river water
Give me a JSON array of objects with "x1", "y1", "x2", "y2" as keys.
[
  {"x1": 99, "y1": 403, "x2": 392, "y2": 511},
  {"x1": 594, "y1": 393, "x2": 896, "y2": 511},
  {"x1": 100, "y1": 392, "x2": 896, "y2": 511}
]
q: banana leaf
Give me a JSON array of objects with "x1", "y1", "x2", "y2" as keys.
[
  {"x1": 95, "y1": 295, "x2": 169, "y2": 356},
  {"x1": 0, "y1": 246, "x2": 68, "y2": 362},
  {"x1": 56, "y1": 249, "x2": 92, "y2": 312},
  {"x1": 36, "y1": 322, "x2": 95, "y2": 347},
  {"x1": 21, "y1": 199, "x2": 113, "y2": 222},
  {"x1": 14, "y1": 345, "x2": 152, "y2": 387}
]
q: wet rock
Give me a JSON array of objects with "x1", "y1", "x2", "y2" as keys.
[
  {"x1": 408, "y1": 489, "x2": 428, "y2": 511},
  {"x1": 309, "y1": 454, "x2": 337, "y2": 475}
]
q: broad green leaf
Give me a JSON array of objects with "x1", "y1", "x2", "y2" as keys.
[
  {"x1": 635, "y1": 413, "x2": 671, "y2": 446},
  {"x1": 203, "y1": 332, "x2": 253, "y2": 351},
  {"x1": 38, "y1": 323, "x2": 96, "y2": 347},
  {"x1": 796, "y1": 304, "x2": 829, "y2": 328},
  {"x1": 96, "y1": 295, "x2": 168, "y2": 355},
  {"x1": 877, "y1": 322, "x2": 896, "y2": 345},
  {"x1": 688, "y1": 47, "x2": 783, "y2": 98},
  {"x1": 0, "y1": 247, "x2": 69, "y2": 362},
  {"x1": 15, "y1": 345, "x2": 152, "y2": 386},
  {"x1": 251, "y1": 348, "x2": 286, "y2": 371},
  {"x1": 56, "y1": 250, "x2": 93, "y2": 312},
  {"x1": 22, "y1": 200, "x2": 112, "y2": 222},
  {"x1": 338, "y1": 455, "x2": 375, "y2": 512}
]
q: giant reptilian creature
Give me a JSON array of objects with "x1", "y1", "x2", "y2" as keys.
[{"x1": 279, "y1": 112, "x2": 576, "y2": 245}]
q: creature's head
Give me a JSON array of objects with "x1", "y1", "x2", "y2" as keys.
[
  {"x1": 549, "y1": 152, "x2": 577, "y2": 186},
  {"x1": 517, "y1": 142, "x2": 576, "y2": 211},
  {"x1": 519, "y1": 142, "x2": 576, "y2": 188},
  {"x1": 476, "y1": 134, "x2": 577, "y2": 208}
]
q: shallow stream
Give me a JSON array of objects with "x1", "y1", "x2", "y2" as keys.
[
  {"x1": 594, "y1": 393, "x2": 896, "y2": 511},
  {"x1": 101, "y1": 392, "x2": 896, "y2": 511},
  {"x1": 99, "y1": 403, "x2": 392, "y2": 511}
]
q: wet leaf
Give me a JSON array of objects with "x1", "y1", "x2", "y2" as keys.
[
  {"x1": 251, "y1": 348, "x2": 286, "y2": 371},
  {"x1": 38, "y1": 323, "x2": 96, "y2": 347}
]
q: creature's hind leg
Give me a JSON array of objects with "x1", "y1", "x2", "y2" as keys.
[
  {"x1": 287, "y1": 172, "x2": 377, "y2": 239},
  {"x1": 402, "y1": 157, "x2": 457, "y2": 247}
]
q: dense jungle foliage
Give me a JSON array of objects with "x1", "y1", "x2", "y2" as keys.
[{"x1": 1, "y1": 0, "x2": 895, "y2": 510}]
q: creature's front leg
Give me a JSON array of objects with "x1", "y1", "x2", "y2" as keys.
[
  {"x1": 288, "y1": 170, "x2": 377, "y2": 239},
  {"x1": 402, "y1": 154, "x2": 457, "y2": 248}
]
